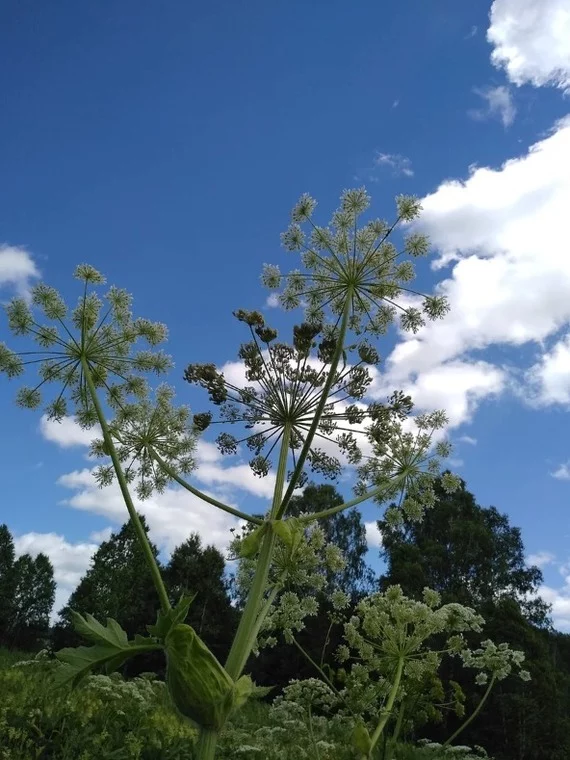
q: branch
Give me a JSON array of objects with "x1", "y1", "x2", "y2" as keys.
[{"x1": 297, "y1": 473, "x2": 407, "y2": 524}]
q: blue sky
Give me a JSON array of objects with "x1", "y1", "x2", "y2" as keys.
[{"x1": 2, "y1": 1, "x2": 570, "y2": 627}]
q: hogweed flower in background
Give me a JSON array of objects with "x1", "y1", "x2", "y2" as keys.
[
  {"x1": 90, "y1": 383, "x2": 196, "y2": 500},
  {"x1": 327, "y1": 585, "x2": 528, "y2": 757},
  {"x1": 230, "y1": 520, "x2": 347, "y2": 650}
]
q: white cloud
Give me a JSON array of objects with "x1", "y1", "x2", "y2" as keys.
[
  {"x1": 13, "y1": 531, "x2": 99, "y2": 619},
  {"x1": 374, "y1": 358, "x2": 505, "y2": 431},
  {"x1": 488, "y1": 0, "x2": 570, "y2": 91},
  {"x1": 374, "y1": 152, "x2": 414, "y2": 178},
  {"x1": 40, "y1": 415, "x2": 96, "y2": 449},
  {"x1": 57, "y1": 467, "x2": 240, "y2": 555},
  {"x1": 468, "y1": 85, "x2": 517, "y2": 127},
  {"x1": 378, "y1": 117, "x2": 570, "y2": 423},
  {"x1": 0, "y1": 245, "x2": 39, "y2": 297},
  {"x1": 551, "y1": 461, "x2": 570, "y2": 480},
  {"x1": 459, "y1": 435, "x2": 477, "y2": 445},
  {"x1": 525, "y1": 333, "x2": 570, "y2": 406},
  {"x1": 365, "y1": 521, "x2": 383, "y2": 549},
  {"x1": 539, "y1": 581, "x2": 570, "y2": 631},
  {"x1": 266, "y1": 293, "x2": 280, "y2": 308},
  {"x1": 465, "y1": 25, "x2": 478, "y2": 40},
  {"x1": 527, "y1": 550, "x2": 556, "y2": 567},
  {"x1": 89, "y1": 527, "x2": 113, "y2": 543}
]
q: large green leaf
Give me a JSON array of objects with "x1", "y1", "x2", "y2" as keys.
[{"x1": 53, "y1": 613, "x2": 162, "y2": 689}]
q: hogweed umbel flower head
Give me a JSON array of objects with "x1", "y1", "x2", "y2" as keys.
[
  {"x1": 184, "y1": 310, "x2": 413, "y2": 484},
  {"x1": 264, "y1": 188, "x2": 450, "y2": 335},
  {"x1": 0, "y1": 264, "x2": 172, "y2": 428},
  {"x1": 90, "y1": 384, "x2": 196, "y2": 500}
]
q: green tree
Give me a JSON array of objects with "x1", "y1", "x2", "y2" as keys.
[
  {"x1": 378, "y1": 475, "x2": 550, "y2": 625},
  {"x1": 287, "y1": 483, "x2": 375, "y2": 597},
  {"x1": 10, "y1": 552, "x2": 55, "y2": 649},
  {"x1": 164, "y1": 533, "x2": 237, "y2": 661},
  {"x1": 52, "y1": 515, "x2": 160, "y2": 650},
  {"x1": 0, "y1": 524, "x2": 16, "y2": 645}
]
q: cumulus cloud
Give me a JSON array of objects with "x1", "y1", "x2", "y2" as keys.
[
  {"x1": 550, "y1": 461, "x2": 570, "y2": 480},
  {"x1": 488, "y1": 0, "x2": 570, "y2": 91},
  {"x1": 365, "y1": 521, "x2": 383, "y2": 549},
  {"x1": 539, "y1": 579, "x2": 570, "y2": 631},
  {"x1": 266, "y1": 293, "x2": 280, "y2": 308},
  {"x1": 527, "y1": 550, "x2": 556, "y2": 567},
  {"x1": 0, "y1": 244, "x2": 39, "y2": 297},
  {"x1": 13, "y1": 531, "x2": 99, "y2": 619},
  {"x1": 468, "y1": 85, "x2": 517, "y2": 127},
  {"x1": 56, "y1": 467, "x2": 240, "y2": 555},
  {"x1": 525, "y1": 334, "x2": 570, "y2": 406},
  {"x1": 40, "y1": 416, "x2": 96, "y2": 449},
  {"x1": 378, "y1": 117, "x2": 570, "y2": 422}
]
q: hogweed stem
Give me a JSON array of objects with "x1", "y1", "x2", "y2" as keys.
[
  {"x1": 277, "y1": 291, "x2": 352, "y2": 519},
  {"x1": 82, "y1": 357, "x2": 171, "y2": 614},
  {"x1": 224, "y1": 423, "x2": 292, "y2": 682}
]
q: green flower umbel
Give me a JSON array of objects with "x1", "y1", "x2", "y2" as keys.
[
  {"x1": 0, "y1": 264, "x2": 171, "y2": 428},
  {"x1": 263, "y1": 188, "x2": 450, "y2": 334},
  {"x1": 90, "y1": 384, "x2": 196, "y2": 500}
]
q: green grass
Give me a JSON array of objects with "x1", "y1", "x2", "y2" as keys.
[{"x1": 0, "y1": 649, "x2": 197, "y2": 759}]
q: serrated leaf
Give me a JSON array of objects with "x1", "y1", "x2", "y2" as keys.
[
  {"x1": 70, "y1": 611, "x2": 129, "y2": 649},
  {"x1": 147, "y1": 593, "x2": 196, "y2": 640},
  {"x1": 53, "y1": 613, "x2": 162, "y2": 690}
]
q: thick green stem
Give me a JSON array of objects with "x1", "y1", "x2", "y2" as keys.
[
  {"x1": 308, "y1": 705, "x2": 322, "y2": 760},
  {"x1": 82, "y1": 358, "x2": 171, "y2": 614},
  {"x1": 369, "y1": 657, "x2": 405, "y2": 757},
  {"x1": 277, "y1": 292, "x2": 353, "y2": 519},
  {"x1": 224, "y1": 424, "x2": 292, "y2": 681},
  {"x1": 391, "y1": 698, "x2": 406, "y2": 745},
  {"x1": 443, "y1": 675, "x2": 496, "y2": 748},
  {"x1": 196, "y1": 728, "x2": 219, "y2": 760},
  {"x1": 150, "y1": 449, "x2": 263, "y2": 525}
]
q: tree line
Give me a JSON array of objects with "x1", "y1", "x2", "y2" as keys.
[{"x1": 1, "y1": 477, "x2": 569, "y2": 760}]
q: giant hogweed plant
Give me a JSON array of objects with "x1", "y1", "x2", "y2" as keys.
[
  {"x1": 233, "y1": 531, "x2": 530, "y2": 759},
  {"x1": 1, "y1": 188, "x2": 459, "y2": 759}
]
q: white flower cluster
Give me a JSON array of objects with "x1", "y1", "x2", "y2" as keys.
[
  {"x1": 459, "y1": 639, "x2": 530, "y2": 685},
  {"x1": 233, "y1": 521, "x2": 348, "y2": 649}
]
